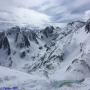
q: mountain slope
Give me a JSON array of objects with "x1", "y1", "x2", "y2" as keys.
[
  {"x1": 0, "y1": 19, "x2": 90, "y2": 90},
  {"x1": 0, "y1": 66, "x2": 90, "y2": 90}
]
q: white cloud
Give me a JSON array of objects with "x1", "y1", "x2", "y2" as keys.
[
  {"x1": 84, "y1": 10, "x2": 90, "y2": 20},
  {"x1": 0, "y1": 0, "x2": 51, "y2": 26},
  {"x1": 0, "y1": 0, "x2": 90, "y2": 25},
  {"x1": 13, "y1": 7, "x2": 50, "y2": 26},
  {"x1": 0, "y1": 7, "x2": 50, "y2": 26}
]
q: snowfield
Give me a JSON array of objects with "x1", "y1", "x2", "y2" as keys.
[{"x1": 0, "y1": 66, "x2": 90, "y2": 90}]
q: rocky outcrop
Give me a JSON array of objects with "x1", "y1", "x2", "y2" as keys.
[
  {"x1": 7, "y1": 26, "x2": 20, "y2": 35},
  {"x1": 25, "y1": 30, "x2": 39, "y2": 44},
  {"x1": 15, "y1": 32, "x2": 30, "y2": 48},
  {"x1": 42, "y1": 26, "x2": 54, "y2": 38},
  {"x1": 85, "y1": 19, "x2": 90, "y2": 33},
  {"x1": 0, "y1": 32, "x2": 11, "y2": 55}
]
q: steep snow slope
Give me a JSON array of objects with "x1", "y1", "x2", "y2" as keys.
[
  {"x1": 0, "y1": 66, "x2": 90, "y2": 90},
  {"x1": 0, "y1": 66, "x2": 48, "y2": 90},
  {"x1": 0, "y1": 19, "x2": 90, "y2": 90}
]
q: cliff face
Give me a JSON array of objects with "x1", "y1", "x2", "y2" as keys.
[
  {"x1": 0, "y1": 32, "x2": 11, "y2": 55},
  {"x1": 0, "y1": 32, "x2": 11, "y2": 66}
]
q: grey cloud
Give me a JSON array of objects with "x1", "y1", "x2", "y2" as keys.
[
  {"x1": 71, "y1": 3, "x2": 90, "y2": 14},
  {"x1": 0, "y1": 0, "x2": 90, "y2": 25},
  {"x1": 35, "y1": 0, "x2": 90, "y2": 23}
]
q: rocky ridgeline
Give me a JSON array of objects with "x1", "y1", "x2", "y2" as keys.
[{"x1": 0, "y1": 19, "x2": 90, "y2": 73}]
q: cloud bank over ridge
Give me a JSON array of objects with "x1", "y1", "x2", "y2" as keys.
[{"x1": 0, "y1": 0, "x2": 90, "y2": 26}]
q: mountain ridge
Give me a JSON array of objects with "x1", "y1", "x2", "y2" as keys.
[{"x1": 0, "y1": 19, "x2": 90, "y2": 90}]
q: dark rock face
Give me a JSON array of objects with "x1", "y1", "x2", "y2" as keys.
[
  {"x1": 11, "y1": 26, "x2": 20, "y2": 31},
  {"x1": 7, "y1": 26, "x2": 39, "y2": 48},
  {"x1": 7, "y1": 26, "x2": 20, "y2": 36},
  {"x1": 28, "y1": 30, "x2": 39, "y2": 44},
  {"x1": 7, "y1": 26, "x2": 20, "y2": 43},
  {"x1": 23, "y1": 34, "x2": 30, "y2": 47},
  {"x1": 39, "y1": 46, "x2": 43, "y2": 50},
  {"x1": 20, "y1": 51, "x2": 26, "y2": 58},
  {"x1": 0, "y1": 32, "x2": 11, "y2": 55},
  {"x1": 42, "y1": 26, "x2": 54, "y2": 38},
  {"x1": 85, "y1": 19, "x2": 90, "y2": 33},
  {"x1": 16, "y1": 32, "x2": 30, "y2": 48}
]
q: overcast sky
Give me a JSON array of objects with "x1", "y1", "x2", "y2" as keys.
[{"x1": 0, "y1": 0, "x2": 90, "y2": 26}]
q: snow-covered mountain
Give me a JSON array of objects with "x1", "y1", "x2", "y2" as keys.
[{"x1": 0, "y1": 18, "x2": 90, "y2": 90}]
